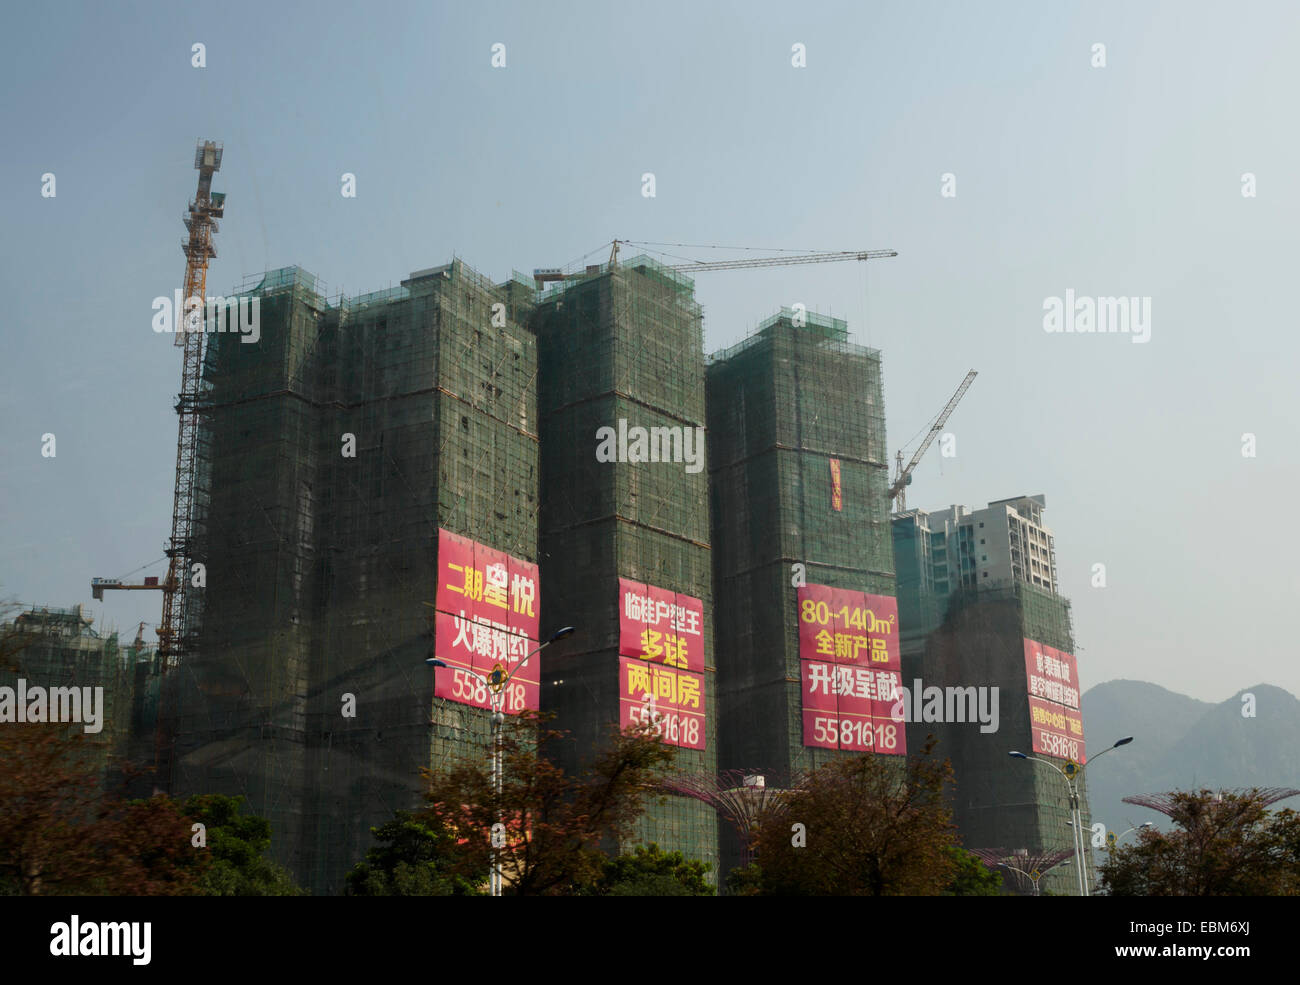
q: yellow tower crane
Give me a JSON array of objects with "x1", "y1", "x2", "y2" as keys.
[{"x1": 159, "y1": 140, "x2": 225, "y2": 671}]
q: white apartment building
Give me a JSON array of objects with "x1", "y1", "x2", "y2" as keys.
[{"x1": 893, "y1": 494, "x2": 1059, "y2": 599}]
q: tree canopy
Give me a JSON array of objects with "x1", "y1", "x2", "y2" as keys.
[
  {"x1": 0, "y1": 722, "x2": 301, "y2": 896},
  {"x1": 1098, "y1": 789, "x2": 1300, "y2": 896},
  {"x1": 594, "y1": 843, "x2": 714, "y2": 896},
  {"x1": 184, "y1": 794, "x2": 303, "y2": 896},
  {"x1": 420, "y1": 713, "x2": 678, "y2": 895},
  {"x1": 731, "y1": 740, "x2": 963, "y2": 896},
  {"x1": 345, "y1": 810, "x2": 484, "y2": 896},
  {"x1": 347, "y1": 713, "x2": 685, "y2": 895}
]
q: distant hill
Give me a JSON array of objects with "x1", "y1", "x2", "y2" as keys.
[{"x1": 1081, "y1": 680, "x2": 1300, "y2": 836}]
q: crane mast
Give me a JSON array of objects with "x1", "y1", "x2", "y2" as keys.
[{"x1": 160, "y1": 141, "x2": 224, "y2": 671}]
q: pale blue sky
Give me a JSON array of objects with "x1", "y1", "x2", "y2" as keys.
[{"x1": 2, "y1": 1, "x2": 1296, "y2": 702}]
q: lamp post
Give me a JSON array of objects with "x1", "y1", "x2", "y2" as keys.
[
  {"x1": 1110, "y1": 821, "x2": 1154, "y2": 849},
  {"x1": 997, "y1": 862, "x2": 1045, "y2": 896},
  {"x1": 428, "y1": 624, "x2": 575, "y2": 897},
  {"x1": 1009, "y1": 736, "x2": 1133, "y2": 897}
]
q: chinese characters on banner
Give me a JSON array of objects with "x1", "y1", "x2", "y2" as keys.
[
  {"x1": 617, "y1": 578, "x2": 704, "y2": 671},
  {"x1": 617, "y1": 578, "x2": 706, "y2": 750},
  {"x1": 829, "y1": 458, "x2": 842, "y2": 512},
  {"x1": 797, "y1": 585, "x2": 905, "y2": 755},
  {"x1": 1024, "y1": 638, "x2": 1086, "y2": 763},
  {"x1": 431, "y1": 529, "x2": 540, "y2": 714}
]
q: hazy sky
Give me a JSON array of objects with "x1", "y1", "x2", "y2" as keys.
[{"x1": 2, "y1": 1, "x2": 1295, "y2": 703}]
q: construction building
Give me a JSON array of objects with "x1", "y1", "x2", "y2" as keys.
[
  {"x1": 167, "y1": 259, "x2": 541, "y2": 895},
  {"x1": 533, "y1": 256, "x2": 718, "y2": 876},
  {"x1": 0, "y1": 604, "x2": 161, "y2": 792},
  {"x1": 707, "y1": 309, "x2": 898, "y2": 877},
  {"x1": 892, "y1": 496, "x2": 1093, "y2": 895}
]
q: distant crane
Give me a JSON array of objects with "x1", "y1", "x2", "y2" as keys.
[
  {"x1": 536, "y1": 239, "x2": 898, "y2": 288},
  {"x1": 621, "y1": 239, "x2": 898, "y2": 272},
  {"x1": 889, "y1": 370, "x2": 977, "y2": 512}
]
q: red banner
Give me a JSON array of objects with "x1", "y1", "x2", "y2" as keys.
[
  {"x1": 1028, "y1": 696, "x2": 1086, "y2": 763},
  {"x1": 800, "y1": 660, "x2": 904, "y2": 754},
  {"x1": 618, "y1": 656, "x2": 705, "y2": 750},
  {"x1": 433, "y1": 611, "x2": 539, "y2": 713},
  {"x1": 797, "y1": 584, "x2": 900, "y2": 670},
  {"x1": 1023, "y1": 638, "x2": 1080, "y2": 710},
  {"x1": 432, "y1": 529, "x2": 540, "y2": 714},
  {"x1": 1024, "y1": 638, "x2": 1086, "y2": 763},
  {"x1": 797, "y1": 586, "x2": 904, "y2": 754},
  {"x1": 436, "y1": 528, "x2": 539, "y2": 641},
  {"x1": 617, "y1": 578, "x2": 705, "y2": 673}
]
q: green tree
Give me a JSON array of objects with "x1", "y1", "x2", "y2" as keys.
[
  {"x1": 422, "y1": 712, "x2": 677, "y2": 896},
  {"x1": 744, "y1": 739, "x2": 960, "y2": 895},
  {"x1": 183, "y1": 794, "x2": 303, "y2": 896},
  {"x1": 345, "y1": 810, "x2": 484, "y2": 896},
  {"x1": 595, "y1": 843, "x2": 714, "y2": 896},
  {"x1": 0, "y1": 724, "x2": 204, "y2": 895},
  {"x1": 942, "y1": 846, "x2": 1003, "y2": 896},
  {"x1": 724, "y1": 862, "x2": 765, "y2": 897},
  {"x1": 1098, "y1": 789, "x2": 1300, "y2": 896}
]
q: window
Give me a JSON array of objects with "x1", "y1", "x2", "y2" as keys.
[{"x1": 980, "y1": 538, "x2": 985, "y2": 545}]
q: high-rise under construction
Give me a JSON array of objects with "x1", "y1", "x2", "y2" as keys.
[
  {"x1": 162, "y1": 244, "x2": 1085, "y2": 895},
  {"x1": 533, "y1": 256, "x2": 718, "y2": 874},
  {"x1": 706, "y1": 309, "x2": 899, "y2": 873},
  {"x1": 169, "y1": 259, "x2": 541, "y2": 895},
  {"x1": 891, "y1": 496, "x2": 1093, "y2": 895}
]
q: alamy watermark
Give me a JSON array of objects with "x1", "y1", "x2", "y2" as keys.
[
  {"x1": 595, "y1": 418, "x2": 705, "y2": 474},
  {"x1": 889, "y1": 678, "x2": 1000, "y2": 733},
  {"x1": 0, "y1": 679, "x2": 103, "y2": 734},
  {"x1": 50, "y1": 915, "x2": 150, "y2": 965},
  {"x1": 152, "y1": 292, "x2": 260, "y2": 343},
  {"x1": 1042, "y1": 290, "x2": 1150, "y2": 344}
]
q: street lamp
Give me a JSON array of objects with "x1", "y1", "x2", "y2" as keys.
[
  {"x1": 1112, "y1": 821, "x2": 1153, "y2": 848},
  {"x1": 997, "y1": 861, "x2": 1045, "y2": 896},
  {"x1": 1008, "y1": 736, "x2": 1134, "y2": 897},
  {"x1": 426, "y1": 625, "x2": 575, "y2": 897}
]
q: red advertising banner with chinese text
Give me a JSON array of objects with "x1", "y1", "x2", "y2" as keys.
[
  {"x1": 617, "y1": 578, "x2": 705, "y2": 673},
  {"x1": 1027, "y1": 696, "x2": 1086, "y2": 762},
  {"x1": 1024, "y1": 638, "x2": 1086, "y2": 762},
  {"x1": 433, "y1": 612, "x2": 540, "y2": 713},
  {"x1": 796, "y1": 586, "x2": 904, "y2": 754},
  {"x1": 432, "y1": 529, "x2": 540, "y2": 713},
  {"x1": 618, "y1": 656, "x2": 705, "y2": 750},
  {"x1": 436, "y1": 529, "x2": 539, "y2": 640},
  {"x1": 1023, "y1": 638, "x2": 1080, "y2": 710}
]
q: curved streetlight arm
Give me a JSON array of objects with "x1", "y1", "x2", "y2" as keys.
[
  {"x1": 1071, "y1": 736, "x2": 1134, "y2": 775},
  {"x1": 1014, "y1": 754, "x2": 1069, "y2": 780},
  {"x1": 1081, "y1": 743, "x2": 1119, "y2": 771},
  {"x1": 426, "y1": 627, "x2": 575, "y2": 691},
  {"x1": 500, "y1": 626, "x2": 576, "y2": 688}
]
